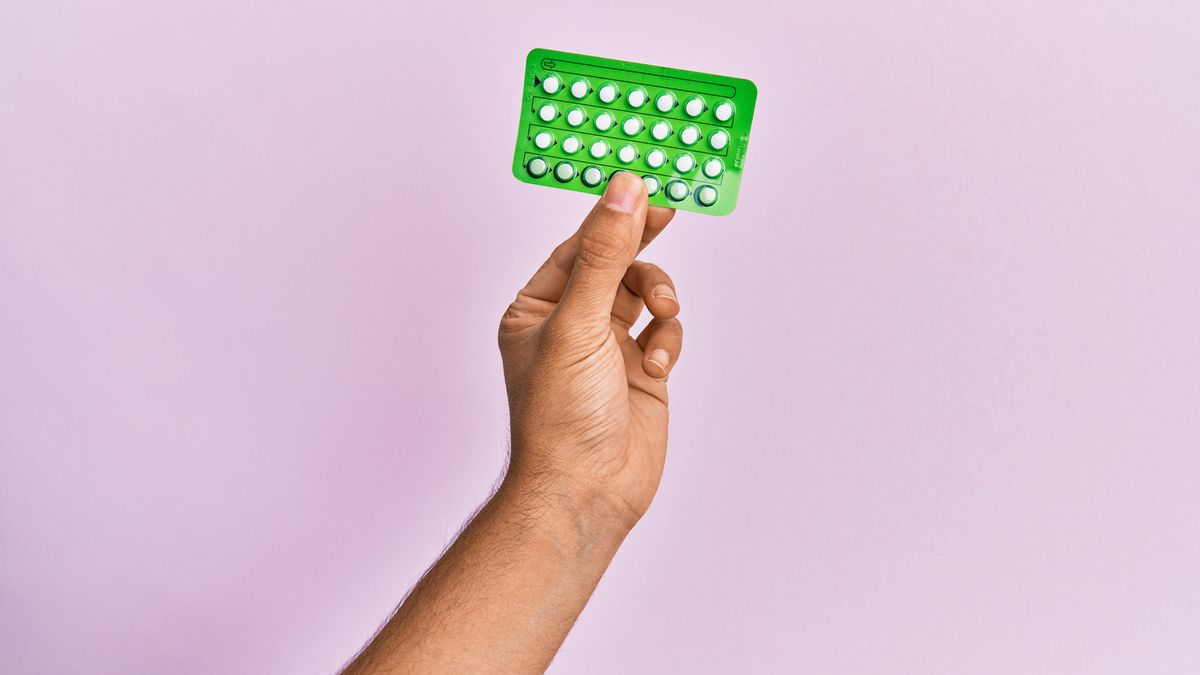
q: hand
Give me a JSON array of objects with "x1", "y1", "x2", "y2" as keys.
[
  {"x1": 499, "y1": 172, "x2": 683, "y2": 529},
  {"x1": 342, "y1": 174, "x2": 684, "y2": 674},
  {"x1": 346, "y1": 174, "x2": 685, "y2": 672}
]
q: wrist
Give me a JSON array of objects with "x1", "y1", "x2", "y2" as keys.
[{"x1": 497, "y1": 468, "x2": 639, "y2": 550}]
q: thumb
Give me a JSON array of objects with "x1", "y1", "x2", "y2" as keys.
[{"x1": 553, "y1": 172, "x2": 649, "y2": 327}]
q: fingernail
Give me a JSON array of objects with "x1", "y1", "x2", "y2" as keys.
[
  {"x1": 651, "y1": 283, "x2": 676, "y2": 302},
  {"x1": 602, "y1": 171, "x2": 642, "y2": 213},
  {"x1": 647, "y1": 348, "x2": 670, "y2": 372}
]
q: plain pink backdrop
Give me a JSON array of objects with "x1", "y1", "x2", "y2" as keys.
[{"x1": 3, "y1": 1, "x2": 1199, "y2": 673}]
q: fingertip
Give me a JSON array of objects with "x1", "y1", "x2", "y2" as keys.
[
  {"x1": 643, "y1": 206, "x2": 676, "y2": 238},
  {"x1": 647, "y1": 205, "x2": 676, "y2": 221},
  {"x1": 647, "y1": 282, "x2": 680, "y2": 318},
  {"x1": 602, "y1": 171, "x2": 647, "y2": 213},
  {"x1": 650, "y1": 282, "x2": 677, "y2": 303},
  {"x1": 644, "y1": 348, "x2": 671, "y2": 378}
]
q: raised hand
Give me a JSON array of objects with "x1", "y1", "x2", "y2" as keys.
[
  {"x1": 343, "y1": 172, "x2": 683, "y2": 674},
  {"x1": 498, "y1": 171, "x2": 683, "y2": 525}
]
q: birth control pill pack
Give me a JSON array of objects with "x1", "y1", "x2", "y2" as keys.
[{"x1": 512, "y1": 48, "x2": 758, "y2": 216}]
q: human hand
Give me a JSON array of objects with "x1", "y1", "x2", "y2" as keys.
[
  {"x1": 342, "y1": 174, "x2": 683, "y2": 673},
  {"x1": 499, "y1": 172, "x2": 683, "y2": 530}
]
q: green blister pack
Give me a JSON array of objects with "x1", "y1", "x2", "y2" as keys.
[{"x1": 512, "y1": 48, "x2": 758, "y2": 216}]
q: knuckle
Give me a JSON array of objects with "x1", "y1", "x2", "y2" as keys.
[
  {"x1": 499, "y1": 294, "x2": 544, "y2": 341},
  {"x1": 498, "y1": 303, "x2": 524, "y2": 342},
  {"x1": 639, "y1": 260, "x2": 664, "y2": 275},
  {"x1": 657, "y1": 317, "x2": 684, "y2": 339},
  {"x1": 629, "y1": 261, "x2": 673, "y2": 295},
  {"x1": 500, "y1": 302, "x2": 522, "y2": 325},
  {"x1": 634, "y1": 261, "x2": 664, "y2": 282},
  {"x1": 578, "y1": 231, "x2": 628, "y2": 267},
  {"x1": 500, "y1": 293, "x2": 534, "y2": 323},
  {"x1": 577, "y1": 219, "x2": 633, "y2": 268}
]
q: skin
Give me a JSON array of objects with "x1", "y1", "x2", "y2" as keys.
[{"x1": 342, "y1": 172, "x2": 683, "y2": 674}]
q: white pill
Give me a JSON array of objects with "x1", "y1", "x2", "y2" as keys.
[
  {"x1": 627, "y1": 88, "x2": 647, "y2": 107},
  {"x1": 674, "y1": 153, "x2": 695, "y2": 173},
  {"x1": 622, "y1": 117, "x2": 643, "y2": 135},
  {"x1": 666, "y1": 180, "x2": 689, "y2": 201},
  {"x1": 570, "y1": 79, "x2": 589, "y2": 98},
  {"x1": 589, "y1": 140, "x2": 609, "y2": 159},
  {"x1": 709, "y1": 129, "x2": 729, "y2": 150},
  {"x1": 527, "y1": 157, "x2": 549, "y2": 177},
  {"x1": 566, "y1": 108, "x2": 586, "y2": 126},
  {"x1": 538, "y1": 104, "x2": 557, "y2": 122},
  {"x1": 679, "y1": 125, "x2": 700, "y2": 145},
  {"x1": 656, "y1": 92, "x2": 676, "y2": 113},
  {"x1": 646, "y1": 148, "x2": 667, "y2": 169},
  {"x1": 541, "y1": 74, "x2": 561, "y2": 95},
  {"x1": 594, "y1": 112, "x2": 615, "y2": 132},
  {"x1": 561, "y1": 136, "x2": 582, "y2": 154},
  {"x1": 581, "y1": 166, "x2": 604, "y2": 187},
  {"x1": 696, "y1": 185, "x2": 718, "y2": 206},
  {"x1": 598, "y1": 84, "x2": 619, "y2": 103},
  {"x1": 684, "y1": 96, "x2": 705, "y2": 117},
  {"x1": 533, "y1": 131, "x2": 553, "y2": 149},
  {"x1": 714, "y1": 101, "x2": 734, "y2": 122},
  {"x1": 650, "y1": 121, "x2": 672, "y2": 141},
  {"x1": 617, "y1": 145, "x2": 638, "y2": 163},
  {"x1": 642, "y1": 175, "x2": 660, "y2": 195},
  {"x1": 703, "y1": 158, "x2": 724, "y2": 178},
  {"x1": 554, "y1": 162, "x2": 576, "y2": 182}
]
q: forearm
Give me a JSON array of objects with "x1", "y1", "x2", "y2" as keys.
[{"x1": 343, "y1": 471, "x2": 634, "y2": 674}]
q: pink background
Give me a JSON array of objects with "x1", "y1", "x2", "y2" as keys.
[{"x1": 3, "y1": 1, "x2": 1199, "y2": 673}]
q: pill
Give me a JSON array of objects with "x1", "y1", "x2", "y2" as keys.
[
  {"x1": 598, "y1": 83, "x2": 619, "y2": 103},
  {"x1": 702, "y1": 157, "x2": 724, "y2": 178},
  {"x1": 684, "y1": 96, "x2": 705, "y2": 117},
  {"x1": 650, "y1": 120, "x2": 672, "y2": 141},
  {"x1": 527, "y1": 157, "x2": 549, "y2": 177},
  {"x1": 570, "y1": 79, "x2": 589, "y2": 98},
  {"x1": 642, "y1": 175, "x2": 661, "y2": 195},
  {"x1": 622, "y1": 116, "x2": 643, "y2": 135},
  {"x1": 674, "y1": 153, "x2": 695, "y2": 173},
  {"x1": 709, "y1": 129, "x2": 729, "y2": 150},
  {"x1": 541, "y1": 74, "x2": 561, "y2": 95},
  {"x1": 554, "y1": 161, "x2": 576, "y2": 182},
  {"x1": 617, "y1": 144, "x2": 638, "y2": 164},
  {"x1": 656, "y1": 92, "x2": 676, "y2": 113},
  {"x1": 589, "y1": 140, "x2": 609, "y2": 159},
  {"x1": 566, "y1": 108, "x2": 586, "y2": 127},
  {"x1": 627, "y1": 88, "x2": 648, "y2": 108},
  {"x1": 538, "y1": 104, "x2": 557, "y2": 122},
  {"x1": 679, "y1": 125, "x2": 700, "y2": 145},
  {"x1": 533, "y1": 131, "x2": 554, "y2": 149},
  {"x1": 561, "y1": 135, "x2": 582, "y2": 154},
  {"x1": 594, "y1": 112, "x2": 615, "y2": 132},
  {"x1": 714, "y1": 101, "x2": 734, "y2": 122},
  {"x1": 581, "y1": 165, "x2": 604, "y2": 187},
  {"x1": 646, "y1": 148, "x2": 667, "y2": 168},
  {"x1": 666, "y1": 180, "x2": 689, "y2": 201},
  {"x1": 696, "y1": 185, "x2": 718, "y2": 206}
]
